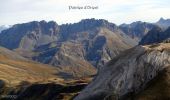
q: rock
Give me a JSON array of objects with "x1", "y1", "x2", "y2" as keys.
[
  {"x1": 119, "y1": 21, "x2": 156, "y2": 41},
  {"x1": 139, "y1": 26, "x2": 170, "y2": 45},
  {"x1": 0, "y1": 19, "x2": 137, "y2": 69},
  {"x1": 74, "y1": 43, "x2": 170, "y2": 100}
]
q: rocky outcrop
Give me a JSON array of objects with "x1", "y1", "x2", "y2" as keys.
[{"x1": 75, "y1": 43, "x2": 170, "y2": 100}]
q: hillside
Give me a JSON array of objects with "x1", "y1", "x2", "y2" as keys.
[
  {"x1": 0, "y1": 46, "x2": 62, "y2": 85},
  {"x1": 119, "y1": 21, "x2": 157, "y2": 41},
  {"x1": 0, "y1": 47, "x2": 96, "y2": 82},
  {"x1": 139, "y1": 26, "x2": 170, "y2": 45},
  {"x1": 0, "y1": 46, "x2": 95, "y2": 100},
  {"x1": 75, "y1": 42, "x2": 170, "y2": 100}
]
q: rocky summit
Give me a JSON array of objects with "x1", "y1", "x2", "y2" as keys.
[{"x1": 75, "y1": 42, "x2": 170, "y2": 100}]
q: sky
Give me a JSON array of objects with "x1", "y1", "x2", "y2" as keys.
[{"x1": 0, "y1": 0, "x2": 170, "y2": 26}]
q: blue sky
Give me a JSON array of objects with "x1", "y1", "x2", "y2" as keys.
[{"x1": 0, "y1": 0, "x2": 170, "y2": 25}]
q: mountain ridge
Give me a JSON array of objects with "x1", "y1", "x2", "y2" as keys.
[
  {"x1": 0, "y1": 18, "x2": 137, "y2": 69},
  {"x1": 139, "y1": 26, "x2": 170, "y2": 45},
  {"x1": 119, "y1": 21, "x2": 159, "y2": 41}
]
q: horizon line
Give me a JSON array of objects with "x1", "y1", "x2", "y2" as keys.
[{"x1": 1, "y1": 17, "x2": 169, "y2": 26}]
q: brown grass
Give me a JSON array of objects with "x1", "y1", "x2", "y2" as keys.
[
  {"x1": 0, "y1": 54, "x2": 64, "y2": 86},
  {"x1": 135, "y1": 66, "x2": 170, "y2": 100}
]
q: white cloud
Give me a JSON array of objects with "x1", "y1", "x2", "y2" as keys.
[{"x1": 0, "y1": 0, "x2": 170, "y2": 25}]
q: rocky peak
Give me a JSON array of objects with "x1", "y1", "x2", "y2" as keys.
[
  {"x1": 79, "y1": 18, "x2": 113, "y2": 27},
  {"x1": 60, "y1": 19, "x2": 117, "y2": 34},
  {"x1": 156, "y1": 18, "x2": 170, "y2": 29},
  {"x1": 157, "y1": 17, "x2": 170, "y2": 24},
  {"x1": 158, "y1": 17, "x2": 165, "y2": 22}
]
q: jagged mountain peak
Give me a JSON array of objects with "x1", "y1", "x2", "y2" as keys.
[
  {"x1": 156, "y1": 18, "x2": 170, "y2": 29},
  {"x1": 79, "y1": 18, "x2": 111, "y2": 25},
  {"x1": 60, "y1": 18, "x2": 117, "y2": 34},
  {"x1": 157, "y1": 17, "x2": 170, "y2": 23}
]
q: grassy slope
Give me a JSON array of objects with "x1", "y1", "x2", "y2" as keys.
[
  {"x1": 0, "y1": 50, "x2": 64, "y2": 86},
  {"x1": 134, "y1": 43, "x2": 170, "y2": 100},
  {"x1": 135, "y1": 67, "x2": 170, "y2": 100},
  {"x1": 0, "y1": 46, "x2": 93, "y2": 100}
]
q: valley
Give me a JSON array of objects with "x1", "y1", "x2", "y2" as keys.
[{"x1": 0, "y1": 18, "x2": 170, "y2": 100}]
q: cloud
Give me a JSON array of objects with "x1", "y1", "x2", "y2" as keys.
[{"x1": 0, "y1": 0, "x2": 170, "y2": 25}]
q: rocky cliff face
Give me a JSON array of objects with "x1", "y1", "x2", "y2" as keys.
[
  {"x1": 139, "y1": 27, "x2": 170, "y2": 45},
  {"x1": 75, "y1": 43, "x2": 170, "y2": 100},
  {"x1": 0, "y1": 19, "x2": 137, "y2": 68}
]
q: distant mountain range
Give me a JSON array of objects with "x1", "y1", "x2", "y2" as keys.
[
  {"x1": 0, "y1": 19, "x2": 137, "y2": 70},
  {"x1": 0, "y1": 18, "x2": 170, "y2": 74},
  {"x1": 0, "y1": 18, "x2": 170, "y2": 100}
]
